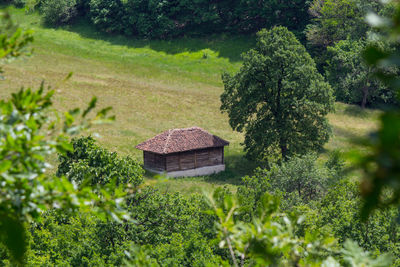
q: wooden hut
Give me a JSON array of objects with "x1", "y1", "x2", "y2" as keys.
[{"x1": 136, "y1": 127, "x2": 229, "y2": 177}]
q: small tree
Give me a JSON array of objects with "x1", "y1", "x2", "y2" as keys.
[{"x1": 221, "y1": 27, "x2": 334, "y2": 161}]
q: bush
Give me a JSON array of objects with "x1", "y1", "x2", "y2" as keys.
[
  {"x1": 12, "y1": 0, "x2": 26, "y2": 8},
  {"x1": 57, "y1": 136, "x2": 144, "y2": 187},
  {"x1": 235, "y1": 153, "x2": 342, "y2": 220},
  {"x1": 89, "y1": 0, "x2": 125, "y2": 34},
  {"x1": 41, "y1": 0, "x2": 78, "y2": 26}
]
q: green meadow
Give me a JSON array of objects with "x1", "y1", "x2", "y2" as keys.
[{"x1": 0, "y1": 7, "x2": 380, "y2": 194}]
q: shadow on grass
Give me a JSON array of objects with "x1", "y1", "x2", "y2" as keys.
[
  {"x1": 342, "y1": 104, "x2": 371, "y2": 119},
  {"x1": 204, "y1": 154, "x2": 259, "y2": 185},
  {"x1": 333, "y1": 125, "x2": 364, "y2": 144},
  {"x1": 340, "y1": 102, "x2": 391, "y2": 119},
  {"x1": 53, "y1": 17, "x2": 256, "y2": 63}
]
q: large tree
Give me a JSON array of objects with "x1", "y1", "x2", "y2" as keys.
[{"x1": 221, "y1": 27, "x2": 334, "y2": 161}]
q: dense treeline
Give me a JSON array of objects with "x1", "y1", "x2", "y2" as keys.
[{"x1": 24, "y1": 0, "x2": 310, "y2": 38}]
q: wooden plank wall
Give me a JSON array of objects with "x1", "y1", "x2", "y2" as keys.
[
  {"x1": 144, "y1": 151, "x2": 166, "y2": 171},
  {"x1": 166, "y1": 154, "x2": 180, "y2": 171},
  {"x1": 208, "y1": 147, "x2": 223, "y2": 166},
  {"x1": 196, "y1": 149, "x2": 210, "y2": 168},
  {"x1": 165, "y1": 147, "x2": 224, "y2": 172},
  {"x1": 180, "y1": 151, "x2": 195, "y2": 170}
]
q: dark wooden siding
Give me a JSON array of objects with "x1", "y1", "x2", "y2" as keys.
[
  {"x1": 196, "y1": 150, "x2": 210, "y2": 167},
  {"x1": 166, "y1": 154, "x2": 180, "y2": 172},
  {"x1": 165, "y1": 147, "x2": 224, "y2": 172},
  {"x1": 180, "y1": 151, "x2": 195, "y2": 170},
  {"x1": 144, "y1": 151, "x2": 166, "y2": 171},
  {"x1": 208, "y1": 147, "x2": 223, "y2": 166}
]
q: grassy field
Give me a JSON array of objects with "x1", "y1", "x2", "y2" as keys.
[{"x1": 0, "y1": 7, "x2": 381, "y2": 194}]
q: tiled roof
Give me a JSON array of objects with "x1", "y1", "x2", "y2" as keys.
[{"x1": 136, "y1": 127, "x2": 229, "y2": 154}]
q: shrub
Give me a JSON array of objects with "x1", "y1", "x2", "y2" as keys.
[
  {"x1": 41, "y1": 0, "x2": 78, "y2": 26},
  {"x1": 12, "y1": 0, "x2": 26, "y2": 8},
  {"x1": 89, "y1": 0, "x2": 125, "y2": 34},
  {"x1": 57, "y1": 136, "x2": 144, "y2": 188}
]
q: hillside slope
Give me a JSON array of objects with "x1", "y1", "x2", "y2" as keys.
[{"x1": 0, "y1": 7, "x2": 380, "y2": 194}]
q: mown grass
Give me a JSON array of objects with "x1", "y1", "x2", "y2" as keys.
[{"x1": 0, "y1": 6, "x2": 381, "y2": 194}]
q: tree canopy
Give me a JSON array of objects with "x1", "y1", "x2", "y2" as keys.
[
  {"x1": 221, "y1": 27, "x2": 334, "y2": 161},
  {"x1": 57, "y1": 136, "x2": 143, "y2": 188},
  {"x1": 325, "y1": 39, "x2": 397, "y2": 108},
  {"x1": 306, "y1": 0, "x2": 383, "y2": 49}
]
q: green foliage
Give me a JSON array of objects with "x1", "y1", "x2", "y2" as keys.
[
  {"x1": 236, "y1": 154, "x2": 342, "y2": 221},
  {"x1": 0, "y1": 83, "x2": 128, "y2": 264},
  {"x1": 10, "y1": 0, "x2": 27, "y2": 8},
  {"x1": 123, "y1": 189, "x2": 224, "y2": 266},
  {"x1": 221, "y1": 27, "x2": 334, "y2": 161},
  {"x1": 325, "y1": 150, "x2": 345, "y2": 179},
  {"x1": 355, "y1": 0, "x2": 400, "y2": 218},
  {"x1": 124, "y1": 244, "x2": 160, "y2": 267},
  {"x1": 23, "y1": 187, "x2": 224, "y2": 266},
  {"x1": 125, "y1": 188, "x2": 216, "y2": 245},
  {"x1": 268, "y1": 154, "x2": 334, "y2": 203},
  {"x1": 27, "y1": 212, "x2": 110, "y2": 266},
  {"x1": 57, "y1": 136, "x2": 143, "y2": 188},
  {"x1": 307, "y1": 0, "x2": 382, "y2": 49},
  {"x1": 87, "y1": 0, "x2": 310, "y2": 39},
  {"x1": 88, "y1": 0, "x2": 125, "y2": 34},
  {"x1": 209, "y1": 183, "x2": 396, "y2": 266},
  {"x1": 209, "y1": 191, "x2": 340, "y2": 266},
  {"x1": 0, "y1": 12, "x2": 131, "y2": 264},
  {"x1": 313, "y1": 180, "x2": 399, "y2": 256},
  {"x1": 0, "y1": 11, "x2": 33, "y2": 75},
  {"x1": 2, "y1": 1, "x2": 400, "y2": 266},
  {"x1": 325, "y1": 240, "x2": 393, "y2": 267},
  {"x1": 306, "y1": 0, "x2": 387, "y2": 69},
  {"x1": 0, "y1": 83, "x2": 129, "y2": 264},
  {"x1": 325, "y1": 38, "x2": 396, "y2": 108},
  {"x1": 231, "y1": 151, "x2": 400, "y2": 262},
  {"x1": 40, "y1": 0, "x2": 78, "y2": 26}
]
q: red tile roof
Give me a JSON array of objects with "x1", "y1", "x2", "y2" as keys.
[{"x1": 136, "y1": 127, "x2": 229, "y2": 154}]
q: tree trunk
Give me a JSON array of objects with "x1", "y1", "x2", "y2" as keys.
[
  {"x1": 361, "y1": 86, "x2": 369, "y2": 109},
  {"x1": 280, "y1": 143, "x2": 288, "y2": 160}
]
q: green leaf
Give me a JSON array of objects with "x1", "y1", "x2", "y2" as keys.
[
  {"x1": 0, "y1": 215, "x2": 27, "y2": 265},
  {"x1": 82, "y1": 97, "x2": 97, "y2": 118},
  {"x1": 0, "y1": 160, "x2": 12, "y2": 173},
  {"x1": 362, "y1": 46, "x2": 388, "y2": 65},
  {"x1": 64, "y1": 72, "x2": 73, "y2": 81}
]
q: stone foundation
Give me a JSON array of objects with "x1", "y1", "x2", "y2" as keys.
[{"x1": 147, "y1": 164, "x2": 225, "y2": 177}]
